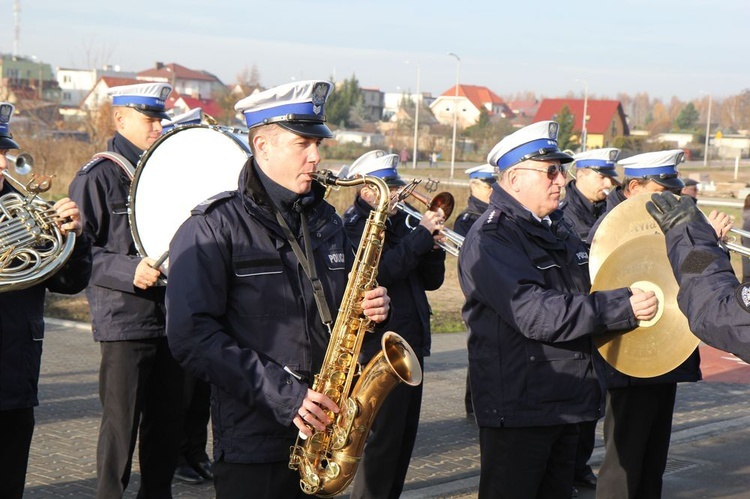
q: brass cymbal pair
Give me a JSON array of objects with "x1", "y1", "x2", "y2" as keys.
[{"x1": 589, "y1": 194, "x2": 699, "y2": 378}]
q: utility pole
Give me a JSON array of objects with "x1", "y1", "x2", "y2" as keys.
[{"x1": 13, "y1": 0, "x2": 21, "y2": 57}]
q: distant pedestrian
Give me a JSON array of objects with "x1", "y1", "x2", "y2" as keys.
[
  {"x1": 399, "y1": 147, "x2": 410, "y2": 165},
  {"x1": 430, "y1": 151, "x2": 438, "y2": 168}
]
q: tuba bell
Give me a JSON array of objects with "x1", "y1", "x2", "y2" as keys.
[{"x1": 0, "y1": 153, "x2": 76, "y2": 292}]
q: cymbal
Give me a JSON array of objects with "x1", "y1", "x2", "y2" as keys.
[
  {"x1": 591, "y1": 234, "x2": 699, "y2": 378},
  {"x1": 589, "y1": 193, "x2": 663, "y2": 282}
]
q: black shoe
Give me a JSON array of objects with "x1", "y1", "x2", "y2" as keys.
[
  {"x1": 174, "y1": 464, "x2": 204, "y2": 485},
  {"x1": 574, "y1": 470, "x2": 598, "y2": 489},
  {"x1": 571, "y1": 486, "x2": 579, "y2": 498},
  {"x1": 189, "y1": 459, "x2": 214, "y2": 481}
]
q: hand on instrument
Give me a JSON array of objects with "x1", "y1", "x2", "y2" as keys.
[
  {"x1": 133, "y1": 257, "x2": 162, "y2": 289},
  {"x1": 645, "y1": 192, "x2": 704, "y2": 235},
  {"x1": 629, "y1": 287, "x2": 658, "y2": 322},
  {"x1": 419, "y1": 207, "x2": 444, "y2": 235},
  {"x1": 293, "y1": 389, "x2": 339, "y2": 438},
  {"x1": 52, "y1": 197, "x2": 82, "y2": 237},
  {"x1": 361, "y1": 285, "x2": 390, "y2": 323},
  {"x1": 706, "y1": 209, "x2": 733, "y2": 240}
]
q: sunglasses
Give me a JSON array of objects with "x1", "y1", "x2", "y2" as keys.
[{"x1": 514, "y1": 163, "x2": 567, "y2": 180}]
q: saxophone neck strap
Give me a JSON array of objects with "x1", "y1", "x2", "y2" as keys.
[{"x1": 273, "y1": 208, "x2": 333, "y2": 328}]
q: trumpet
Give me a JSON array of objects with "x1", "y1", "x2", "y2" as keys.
[
  {"x1": 5, "y1": 151, "x2": 34, "y2": 175},
  {"x1": 394, "y1": 181, "x2": 464, "y2": 257}
]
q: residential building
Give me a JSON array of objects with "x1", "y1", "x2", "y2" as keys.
[
  {"x1": 430, "y1": 84, "x2": 512, "y2": 128},
  {"x1": 334, "y1": 130, "x2": 386, "y2": 147},
  {"x1": 533, "y1": 99, "x2": 629, "y2": 149},
  {"x1": 0, "y1": 54, "x2": 60, "y2": 102},
  {"x1": 383, "y1": 91, "x2": 436, "y2": 120},
  {"x1": 137, "y1": 62, "x2": 225, "y2": 99},
  {"x1": 57, "y1": 65, "x2": 136, "y2": 108},
  {"x1": 360, "y1": 88, "x2": 385, "y2": 122}
]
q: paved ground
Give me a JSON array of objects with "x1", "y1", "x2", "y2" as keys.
[{"x1": 23, "y1": 318, "x2": 750, "y2": 498}]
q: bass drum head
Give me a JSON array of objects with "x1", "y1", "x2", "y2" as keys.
[{"x1": 130, "y1": 124, "x2": 250, "y2": 263}]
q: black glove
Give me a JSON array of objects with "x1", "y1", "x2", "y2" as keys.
[{"x1": 645, "y1": 191, "x2": 704, "y2": 234}]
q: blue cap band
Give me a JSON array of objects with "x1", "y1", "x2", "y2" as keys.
[
  {"x1": 495, "y1": 138, "x2": 560, "y2": 170},
  {"x1": 243, "y1": 102, "x2": 323, "y2": 128},
  {"x1": 0, "y1": 124, "x2": 8, "y2": 134},
  {"x1": 469, "y1": 171, "x2": 495, "y2": 179},
  {"x1": 113, "y1": 95, "x2": 166, "y2": 109},
  {"x1": 365, "y1": 167, "x2": 399, "y2": 179},
  {"x1": 576, "y1": 159, "x2": 615, "y2": 169},
  {"x1": 624, "y1": 166, "x2": 678, "y2": 177}
]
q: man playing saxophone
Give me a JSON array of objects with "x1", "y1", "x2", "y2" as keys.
[
  {"x1": 166, "y1": 80, "x2": 390, "y2": 499},
  {"x1": 341, "y1": 150, "x2": 446, "y2": 499}
]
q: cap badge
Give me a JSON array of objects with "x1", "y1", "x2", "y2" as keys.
[
  {"x1": 548, "y1": 122, "x2": 559, "y2": 140},
  {"x1": 0, "y1": 105, "x2": 11, "y2": 123},
  {"x1": 312, "y1": 82, "x2": 328, "y2": 115},
  {"x1": 159, "y1": 86, "x2": 171, "y2": 101}
]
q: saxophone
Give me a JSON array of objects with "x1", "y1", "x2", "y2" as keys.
[{"x1": 289, "y1": 170, "x2": 423, "y2": 497}]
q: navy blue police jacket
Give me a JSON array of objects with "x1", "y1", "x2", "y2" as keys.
[
  {"x1": 587, "y1": 187, "x2": 702, "y2": 388},
  {"x1": 453, "y1": 195, "x2": 488, "y2": 237},
  {"x1": 0, "y1": 183, "x2": 91, "y2": 411},
  {"x1": 458, "y1": 183, "x2": 637, "y2": 428},
  {"x1": 666, "y1": 221, "x2": 750, "y2": 363},
  {"x1": 166, "y1": 161, "x2": 352, "y2": 464},
  {"x1": 68, "y1": 133, "x2": 166, "y2": 341},
  {"x1": 343, "y1": 195, "x2": 445, "y2": 359},
  {"x1": 560, "y1": 179, "x2": 607, "y2": 243}
]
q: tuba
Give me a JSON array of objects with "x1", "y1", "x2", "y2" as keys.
[
  {"x1": 289, "y1": 170, "x2": 422, "y2": 497},
  {"x1": 0, "y1": 154, "x2": 76, "y2": 292}
]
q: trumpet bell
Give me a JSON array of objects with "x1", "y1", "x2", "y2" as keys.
[
  {"x1": 5, "y1": 152, "x2": 34, "y2": 175},
  {"x1": 429, "y1": 192, "x2": 455, "y2": 220}
]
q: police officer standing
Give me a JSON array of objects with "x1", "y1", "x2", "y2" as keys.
[
  {"x1": 453, "y1": 164, "x2": 496, "y2": 418},
  {"x1": 342, "y1": 150, "x2": 446, "y2": 499},
  {"x1": 458, "y1": 121, "x2": 657, "y2": 499},
  {"x1": 68, "y1": 83, "x2": 184, "y2": 498},
  {"x1": 561, "y1": 148, "x2": 619, "y2": 242},
  {"x1": 587, "y1": 150, "x2": 706, "y2": 499},
  {"x1": 165, "y1": 80, "x2": 390, "y2": 499},
  {"x1": 559, "y1": 147, "x2": 619, "y2": 492},
  {"x1": 0, "y1": 102, "x2": 91, "y2": 499},
  {"x1": 646, "y1": 192, "x2": 750, "y2": 362}
]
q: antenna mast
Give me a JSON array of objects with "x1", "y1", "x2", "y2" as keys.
[{"x1": 13, "y1": 0, "x2": 21, "y2": 56}]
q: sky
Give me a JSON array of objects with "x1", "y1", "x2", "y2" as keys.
[{"x1": 3, "y1": 0, "x2": 747, "y2": 102}]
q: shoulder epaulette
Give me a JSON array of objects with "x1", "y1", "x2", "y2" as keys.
[
  {"x1": 191, "y1": 191, "x2": 234, "y2": 215},
  {"x1": 343, "y1": 206, "x2": 360, "y2": 226},
  {"x1": 79, "y1": 151, "x2": 135, "y2": 180},
  {"x1": 482, "y1": 208, "x2": 501, "y2": 231}
]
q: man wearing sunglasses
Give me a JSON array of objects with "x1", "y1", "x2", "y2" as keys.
[{"x1": 458, "y1": 121, "x2": 658, "y2": 498}]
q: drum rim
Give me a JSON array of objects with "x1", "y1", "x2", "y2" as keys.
[{"x1": 128, "y1": 123, "x2": 250, "y2": 258}]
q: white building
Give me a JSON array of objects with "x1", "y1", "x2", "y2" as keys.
[{"x1": 57, "y1": 65, "x2": 136, "y2": 108}]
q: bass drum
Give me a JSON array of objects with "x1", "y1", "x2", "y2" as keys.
[{"x1": 129, "y1": 124, "x2": 250, "y2": 269}]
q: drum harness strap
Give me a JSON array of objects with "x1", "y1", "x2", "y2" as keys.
[{"x1": 90, "y1": 151, "x2": 135, "y2": 181}]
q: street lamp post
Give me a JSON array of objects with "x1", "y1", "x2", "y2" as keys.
[
  {"x1": 575, "y1": 79, "x2": 588, "y2": 152},
  {"x1": 703, "y1": 93, "x2": 712, "y2": 167},
  {"x1": 406, "y1": 61, "x2": 421, "y2": 169},
  {"x1": 448, "y1": 52, "x2": 461, "y2": 179}
]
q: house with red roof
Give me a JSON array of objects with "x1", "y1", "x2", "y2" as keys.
[
  {"x1": 533, "y1": 99, "x2": 629, "y2": 150},
  {"x1": 137, "y1": 62, "x2": 225, "y2": 100},
  {"x1": 430, "y1": 84, "x2": 512, "y2": 128},
  {"x1": 172, "y1": 94, "x2": 224, "y2": 121}
]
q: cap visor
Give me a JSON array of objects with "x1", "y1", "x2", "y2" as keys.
[
  {"x1": 652, "y1": 176, "x2": 685, "y2": 190},
  {"x1": 531, "y1": 150, "x2": 574, "y2": 164},
  {"x1": 592, "y1": 167, "x2": 619, "y2": 178},
  {"x1": 278, "y1": 122, "x2": 333, "y2": 139},
  {"x1": 136, "y1": 108, "x2": 171, "y2": 120},
  {"x1": 383, "y1": 176, "x2": 407, "y2": 187},
  {"x1": 0, "y1": 137, "x2": 20, "y2": 150}
]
